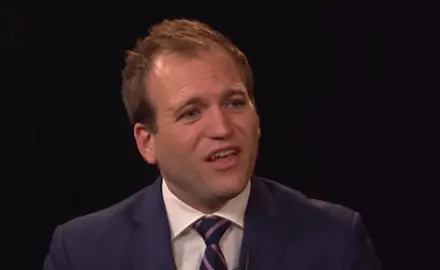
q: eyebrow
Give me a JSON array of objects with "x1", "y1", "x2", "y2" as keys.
[
  {"x1": 169, "y1": 88, "x2": 247, "y2": 115},
  {"x1": 222, "y1": 88, "x2": 247, "y2": 99}
]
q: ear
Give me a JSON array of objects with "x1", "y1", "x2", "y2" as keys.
[
  {"x1": 256, "y1": 114, "x2": 261, "y2": 138},
  {"x1": 133, "y1": 123, "x2": 157, "y2": 164}
]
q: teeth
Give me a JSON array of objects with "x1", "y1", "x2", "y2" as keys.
[{"x1": 210, "y1": 149, "x2": 236, "y2": 160}]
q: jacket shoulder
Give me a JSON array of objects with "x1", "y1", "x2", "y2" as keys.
[
  {"x1": 253, "y1": 177, "x2": 381, "y2": 268},
  {"x1": 60, "y1": 187, "x2": 147, "y2": 234},
  {"x1": 256, "y1": 176, "x2": 357, "y2": 228},
  {"x1": 49, "y1": 186, "x2": 149, "y2": 265}
]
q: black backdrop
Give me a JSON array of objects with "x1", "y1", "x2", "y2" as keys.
[{"x1": 5, "y1": 2, "x2": 415, "y2": 269}]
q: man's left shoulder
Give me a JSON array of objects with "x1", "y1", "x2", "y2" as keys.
[
  {"x1": 256, "y1": 176, "x2": 358, "y2": 227},
  {"x1": 253, "y1": 176, "x2": 382, "y2": 269}
]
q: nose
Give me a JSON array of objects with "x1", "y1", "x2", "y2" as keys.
[{"x1": 204, "y1": 107, "x2": 234, "y2": 139}]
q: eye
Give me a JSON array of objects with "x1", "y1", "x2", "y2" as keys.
[
  {"x1": 225, "y1": 98, "x2": 246, "y2": 109},
  {"x1": 179, "y1": 109, "x2": 200, "y2": 120}
]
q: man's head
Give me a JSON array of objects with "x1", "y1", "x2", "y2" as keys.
[{"x1": 121, "y1": 19, "x2": 260, "y2": 213}]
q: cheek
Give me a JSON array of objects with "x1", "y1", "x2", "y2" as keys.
[
  {"x1": 154, "y1": 129, "x2": 199, "y2": 161},
  {"x1": 240, "y1": 114, "x2": 260, "y2": 137}
]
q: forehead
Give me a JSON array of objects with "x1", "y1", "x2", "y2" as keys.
[{"x1": 146, "y1": 49, "x2": 246, "y2": 104}]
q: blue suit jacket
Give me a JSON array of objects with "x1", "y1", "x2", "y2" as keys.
[{"x1": 43, "y1": 176, "x2": 382, "y2": 270}]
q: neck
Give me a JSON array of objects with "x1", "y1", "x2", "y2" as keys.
[
  {"x1": 174, "y1": 187, "x2": 227, "y2": 214},
  {"x1": 162, "y1": 177, "x2": 228, "y2": 214},
  {"x1": 194, "y1": 198, "x2": 226, "y2": 214}
]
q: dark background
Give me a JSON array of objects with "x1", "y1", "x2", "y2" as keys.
[{"x1": 4, "y1": 2, "x2": 429, "y2": 269}]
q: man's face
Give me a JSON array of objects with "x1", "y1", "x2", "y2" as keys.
[{"x1": 134, "y1": 48, "x2": 260, "y2": 210}]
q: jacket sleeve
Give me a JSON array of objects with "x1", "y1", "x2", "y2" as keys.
[
  {"x1": 43, "y1": 225, "x2": 71, "y2": 270},
  {"x1": 343, "y1": 212, "x2": 383, "y2": 270}
]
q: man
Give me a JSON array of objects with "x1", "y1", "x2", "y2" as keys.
[{"x1": 43, "y1": 19, "x2": 382, "y2": 270}]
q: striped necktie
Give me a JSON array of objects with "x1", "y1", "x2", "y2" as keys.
[{"x1": 193, "y1": 215, "x2": 232, "y2": 270}]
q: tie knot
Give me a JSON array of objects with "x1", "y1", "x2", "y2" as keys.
[{"x1": 192, "y1": 216, "x2": 232, "y2": 245}]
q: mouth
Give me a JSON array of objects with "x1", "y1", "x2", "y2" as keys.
[
  {"x1": 205, "y1": 146, "x2": 242, "y2": 170},
  {"x1": 206, "y1": 147, "x2": 241, "y2": 161}
]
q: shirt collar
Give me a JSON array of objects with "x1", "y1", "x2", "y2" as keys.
[{"x1": 162, "y1": 178, "x2": 251, "y2": 239}]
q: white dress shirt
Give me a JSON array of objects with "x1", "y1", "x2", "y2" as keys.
[{"x1": 162, "y1": 179, "x2": 251, "y2": 270}]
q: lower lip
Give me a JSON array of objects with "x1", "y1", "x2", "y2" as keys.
[{"x1": 208, "y1": 153, "x2": 239, "y2": 170}]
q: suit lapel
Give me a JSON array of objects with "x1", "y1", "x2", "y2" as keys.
[
  {"x1": 124, "y1": 178, "x2": 176, "y2": 270},
  {"x1": 122, "y1": 176, "x2": 291, "y2": 270},
  {"x1": 239, "y1": 176, "x2": 289, "y2": 270}
]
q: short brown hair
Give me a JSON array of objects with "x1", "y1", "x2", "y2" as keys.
[{"x1": 121, "y1": 18, "x2": 254, "y2": 133}]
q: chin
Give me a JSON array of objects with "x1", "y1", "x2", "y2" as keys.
[
  {"x1": 212, "y1": 175, "x2": 249, "y2": 198},
  {"x1": 212, "y1": 189, "x2": 242, "y2": 202}
]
